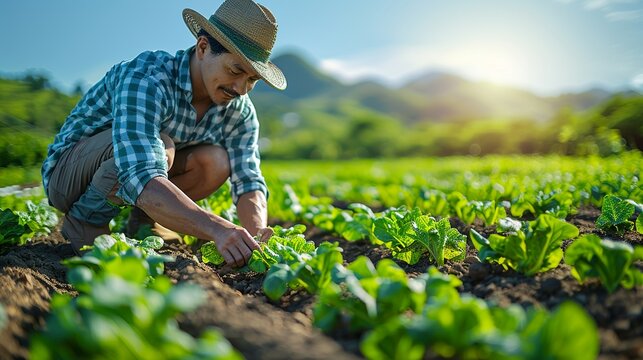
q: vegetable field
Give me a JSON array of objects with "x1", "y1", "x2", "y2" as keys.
[{"x1": 1, "y1": 154, "x2": 642, "y2": 360}]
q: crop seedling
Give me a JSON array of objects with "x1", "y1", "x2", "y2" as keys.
[
  {"x1": 470, "y1": 214, "x2": 579, "y2": 276},
  {"x1": 596, "y1": 194, "x2": 640, "y2": 235},
  {"x1": 565, "y1": 234, "x2": 643, "y2": 293},
  {"x1": 0, "y1": 201, "x2": 58, "y2": 247}
]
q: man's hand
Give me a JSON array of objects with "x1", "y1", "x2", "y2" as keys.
[
  {"x1": 216, "y1": 226, "x2": 261, "y2": 267},
  {"x1": 256, "y1": 227, "x2": 274, "y2": 242}
]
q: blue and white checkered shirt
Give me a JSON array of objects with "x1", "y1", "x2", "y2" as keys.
[{"x1": 42, "y1": 47, "x2": 267, "y2": 205}]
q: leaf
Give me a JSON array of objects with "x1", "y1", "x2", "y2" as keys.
[
  {"x1": 527, "y1": 302, "x2": 599, "y2": 360},
  {"x1": 263, "y1": 263, "x2": 295, "y2": 301},
  {"x1": 93, "y1": 234, "x2": 117, "y2": 251},
  {"x1": 140, "y1": 236, "x2": 164, "y2": 250},
  {"x1": 521, "y1": 215, "x2": 578, "y2": 275},
  {"x1": 565, "y1": 235, "x2": 638, "y2": 293},
  {"x1": 0, "y1": 208, "x2": 29, "y2": 245},
  {"x1": 596, "y1": 195, "x2": 635, "y2": 234},
  {"x1": 167, "y1": 283, "x2": 206, "y2": 312},
  {"x1": 200, "y1": 241, "x2": 225, "y2": 266}
]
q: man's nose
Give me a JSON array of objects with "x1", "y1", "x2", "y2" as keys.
[{"x1": 233, "y1": 78, "x2": 250, "y2": 96}]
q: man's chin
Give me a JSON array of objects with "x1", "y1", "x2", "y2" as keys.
[{"x1": 212, "y1": 97, "x2": 232, "y2": 106}]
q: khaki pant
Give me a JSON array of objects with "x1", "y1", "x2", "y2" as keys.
[{"x1": 48, "y1": 129, "x2": 121, "y2": 216}]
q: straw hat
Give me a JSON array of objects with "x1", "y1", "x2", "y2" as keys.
[{"x1": 183, "y1": 0, "x2": 287, "y2": 90}]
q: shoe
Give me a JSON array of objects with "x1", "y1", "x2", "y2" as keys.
[
  {"x1": 61, "y1": 214, "x2": 110, "y2": 256},
  {"x1": 126, "y1": 207, "x2": 183, "y2": 242}
]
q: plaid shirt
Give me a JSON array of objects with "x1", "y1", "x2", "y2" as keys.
[{"x1": 42, "y1": 47, "x2": 267, "y2": 205}]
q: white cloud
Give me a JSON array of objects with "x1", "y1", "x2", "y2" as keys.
[
  {"x1": 631, "y1": 73, "x2": 643, "y2": 92},
  {"x1": 584, "y1": 0, "x2": 637, "y2": 10},
  {"x1": 319, "y1": 46, "x2": 448, "y2": 86},
  {"x1": 556, "y1": 0, "x2": 642, "y2": 21},
  {"x1": 606, "y1": 9, "x2": 642, "y2": 20},
  {"x1": 318, "y1": 43, "x2": 560, "y2": 93}
]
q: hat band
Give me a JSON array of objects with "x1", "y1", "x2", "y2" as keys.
[{"x1": 209, "y1": 15, "x2": 271, "y2": 63}]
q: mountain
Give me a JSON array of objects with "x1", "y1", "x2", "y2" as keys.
[
  {"x1": 253, "y1": 53, "x2": 343, "y2": 100},
  {"x1": 253, "y1": 52, "x2": 619, "y2": 123}
]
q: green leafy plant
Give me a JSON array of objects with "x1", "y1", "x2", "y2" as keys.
[
  {"x1": 470, "y1": 214, "x2": 579, "y2": 276},
  {"x1": 361, "y1": 297, "x2": 598, "y2": 360},
  {"x1": 511, "y1": 190, "x2": 575, "y2": 219},
  {"x1": 565, "y1": 234, "x2": 643, "y2": 293},
  {"x1": 472, "y1": 200, "x2": 508, "y2": 226},
  {"x1": 0, "y1": 201, "x2": 58, "y2": 247},
  {"x1": 332, "y1": 203, "x2": 376, "y2": 242},
  {"x1": 63, "y1": 233, "x2": 175, "y2": 288},
  {"x1": 246, "y1": 225, "x2": 343, "y2": 300},
  {"x1": 596, "y1": 194, "x2": 638, "y2": 235},
  {"x1": 374, "y1": 207, "x2": 466, "y2": 265},
  {"x1": 412, "y1": 216, "x2": 466, "y2": 266},
  {"x1": 314, "y1": 257, "x2": 459, "y2": 333},
  {"x1": 32, "y1": 230, "x2": 241, "y2": 359},
  {"x1": 31, "y1": 274, "x2": 241, "y2": 360},
  {"x1": 447, "y1": 192, "x2": 477, "y2": 225}
]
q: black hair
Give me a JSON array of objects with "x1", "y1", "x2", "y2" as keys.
[{"x1": 197, "y1": 29, "x2": 230, "y2": 56}]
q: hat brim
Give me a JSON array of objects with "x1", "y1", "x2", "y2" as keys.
[{"x1": 183, "y1": 8, "x2": 287, "y2": 90}]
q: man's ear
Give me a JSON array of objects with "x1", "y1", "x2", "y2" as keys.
[{"x1": 195, "y1": 36, "x2": 209, "y2": 59}]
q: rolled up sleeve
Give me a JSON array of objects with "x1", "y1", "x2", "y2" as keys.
[
  {"x1": 224, "y1": 99, "x2": 268, "y2": 204},
  {"x1": 112, "y1": 73, "x2": 170, "y2": 205}
]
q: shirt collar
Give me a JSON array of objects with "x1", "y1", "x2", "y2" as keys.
[{"x1": 176, "y1": 46, "x2": 194, "y2": 96}]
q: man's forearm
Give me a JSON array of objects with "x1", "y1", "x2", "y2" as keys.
[
  {"x1": 237, "y1": 190, "x2": 268, "y2": 236},
  {"x1": 136, "y1": 176, "x2": 234, "y2": 240}
]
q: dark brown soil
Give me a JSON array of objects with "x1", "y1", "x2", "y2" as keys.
[{"x1": 1, "y1": 206, "x2": 641, "y2": 359}]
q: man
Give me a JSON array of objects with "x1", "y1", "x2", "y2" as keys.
[{"x1": 41, "y1": 0, "x2": 286, "y2": 268}]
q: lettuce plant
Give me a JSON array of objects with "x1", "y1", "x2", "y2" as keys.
[
  {"x1": 412, "y1": 216, "x2": 466, "y2": 266},
  {"x1": 313, "y1": 256, "x2": 436, "y2": 332},
  {"x1": 596, "y1": 194, "x2": 639, "y2": 235},
  {"x1": 565, "y1": 234, "x2": 643, "y2": 293},
  {"x1": 470, "y1": 214, "x2": 579, "y2": 276},
  {"x1": 373, "y1": 207, "x2": 466, "y2": 265},
  {"x1": 472, "y1": 200, "x2": 508, "y2": 226},
  {"x1": 63, "y1": 233, "x2": 175, "y2": 289},
  {"x1": 332, "y1": 203, "x2": 376, "y2": 242},
  {"x1": 511, "y1": 190, "x2": 575, "y2": 219},
  {"x1": 246, "y1": 225, "x2": 343, "y2": 300},
  {"x1": 447, "y1": 192, "x2": 476, "y2": 225},
  {"x1": 32, "y1": 231, "x2": 241, "y2": 360},
  {"x1": 31, "y1": 274, "x2": 241, "y2": 360},
  {"x1": 0, "y1": 200, "x2": 58, "y2": 247}
]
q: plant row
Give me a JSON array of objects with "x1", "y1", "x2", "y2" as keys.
[
  {"x1": 31, "y1": 233, "x2": 242, "y2": 360},
  {"x1": 202, "y1": 227, "x2": 601, "y2": 360}
]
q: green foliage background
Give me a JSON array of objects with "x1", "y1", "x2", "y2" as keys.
[{"x1": 0, "y1": 69, "x2": 641, "y2": 171}]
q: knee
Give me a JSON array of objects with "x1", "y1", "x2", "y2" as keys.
[
  {"x1": 190, "y1": 145, "x2": 230, "y2": 186},
  {"x1": 160, "y1": 133, "x2": 176, "y2": 169}
]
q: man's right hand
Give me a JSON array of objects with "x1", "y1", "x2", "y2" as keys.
[
  {"x1": 136, "y1": 177, "x2": 261, "y2": 268},
  {"x1": 215, "y1": 225, "x2": 261, "y2": 267}
]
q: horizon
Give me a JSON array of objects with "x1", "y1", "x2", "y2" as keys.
[{"x1": 1, "y1": 0, "x2": 642, "y2": 96}]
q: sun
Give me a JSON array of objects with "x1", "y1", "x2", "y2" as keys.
[{"x1": 446, "y1": 40, "x2": 532, "y2": 87}]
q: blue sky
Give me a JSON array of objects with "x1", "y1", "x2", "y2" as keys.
[{"x1": 1, "y1": 0, "x2": 642, "y2": 95}]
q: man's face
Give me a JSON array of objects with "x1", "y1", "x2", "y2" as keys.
[{"x1": 198, "y1": 44, "x2": 261, "y2": 106}]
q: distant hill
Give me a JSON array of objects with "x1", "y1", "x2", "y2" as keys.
[
  {"x1": 1, "y1": 59, "x2": 639, "y2": 164},
  {"x1": 253, "y1": 53, "x2": 343, "y2": 100},
  {"x1": 254, "y1": 52, "x2": 622, "y2": 123}
]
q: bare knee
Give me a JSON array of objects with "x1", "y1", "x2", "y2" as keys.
[
  {"x1": 160, "y1": 133, "x2": 176, "y2": 169},
  {"x1": 189, "y1": 145, "x2": 230, "y2": 190}
]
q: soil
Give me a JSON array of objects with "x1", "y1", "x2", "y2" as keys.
[{"x1": 1, "y1": 207, "x2": 641, "y2": 359}]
